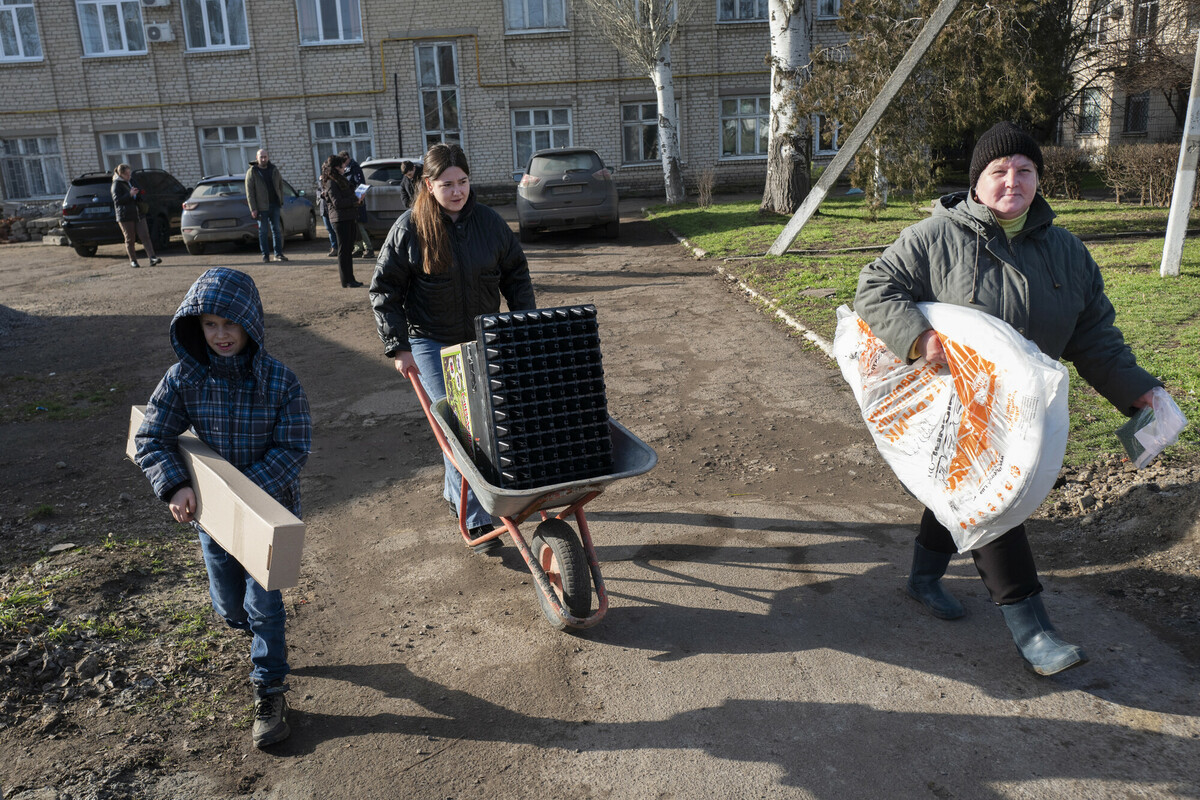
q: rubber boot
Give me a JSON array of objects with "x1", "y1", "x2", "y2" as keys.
[
  {"x1": 906, "y1": 540, "x2": 965, "y2": 620},
  {"x1": 999, "y1": 594, "x2": 1087, "y2": 676}
]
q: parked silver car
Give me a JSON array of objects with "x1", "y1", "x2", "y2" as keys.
[
  {"x1": 180, "y1": 175, "x2": 316, "y2": 255},
  {"x1": 515, "y1": 148, "x2": 619, "y2": 243},
  {"x1": 359, "y1": 157, "x2": 422, "y2": 243}
]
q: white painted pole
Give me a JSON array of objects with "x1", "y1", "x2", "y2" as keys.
[{"x1": 1160, "y1": 30, "x2": 1200, "y2": 278}]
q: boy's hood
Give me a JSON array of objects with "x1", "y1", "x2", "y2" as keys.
[{"x1": 170, "y1": 268, "x2": 265, "y2": 369}]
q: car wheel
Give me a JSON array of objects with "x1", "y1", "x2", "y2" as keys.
[
  {"x1": 519, "y1": 224, "x2": 537, "y2": 244},
  {"x1": 72, "y1": 244, "x2": 98, "y2": 258},
  {"x1": 185, "y1": 240, "x2": 206, "y2": 256},
  {"x1": 149, "y1": 216, "x2": 170, "y2": 251},
  {"x1": 303, "y1": 213, "x2": 316, "y2": 241},
  {"x1": 605, "y1": 220, "x2": 619, "y2": 239}
]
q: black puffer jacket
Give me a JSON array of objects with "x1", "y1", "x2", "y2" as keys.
[
  {"x1": 370, "y1": 191, "x2": 535, "y2": 355},
  {"x1": 111, "y1": 177, "x2": 140, "y2": 223}
]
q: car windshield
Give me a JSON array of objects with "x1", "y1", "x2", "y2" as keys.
[
  {"x1": 363, "y1": 164, "x2": 407, "y2": 183},
  {"x1": 529, "y1": 153, "x2": 600, "y2": 177},
  {"x1": 192, "y1": 182, "x2": 244, "y2": 197}
]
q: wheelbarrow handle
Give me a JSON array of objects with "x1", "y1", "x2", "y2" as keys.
[{"x1": 404, "y1": 366, "x2": 464, "y2": 476}]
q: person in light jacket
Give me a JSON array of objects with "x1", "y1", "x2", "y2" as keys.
[
  {"x1": 854, "y1": 121, "x2": 1162, "y2": 676},
  {"x1": 370, "y1": 143, "x2": 535, "y2": 555}
]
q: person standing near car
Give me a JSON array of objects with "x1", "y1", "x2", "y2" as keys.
[
  {"x1": 399, "y1": 160, "x2": 418, "y2": 209},
  {"x1": 320, "y1": 154, "x2": 364, "y2": 288},
  {"x1": 338, "y1": 150, "x2": 374, "y2": 260},
  {"x1": 111, "y1": 164, "x2": 161, "y2": 268},
  {"x1": 245, "y1": 149, "x2": 288, "y2": 263},
  {"x1": 369, "y1": 142, "x2": 535, "y2": 554}
]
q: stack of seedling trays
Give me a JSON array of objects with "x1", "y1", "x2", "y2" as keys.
[{"x1": 443, "y1": 305, "x2": 614, "y2": 491}]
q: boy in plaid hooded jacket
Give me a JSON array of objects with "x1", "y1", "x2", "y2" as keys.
[{"x1": 134, "y1": 267, "x2": 310, "y2": 748}]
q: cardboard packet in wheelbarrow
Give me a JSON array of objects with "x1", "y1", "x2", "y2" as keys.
[{"x1": 125, "y1": 405, "x2": 305, "y2": 591}]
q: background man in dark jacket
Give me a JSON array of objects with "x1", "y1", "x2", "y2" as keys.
[{"x1": 245, "y1": 149, "x2": 289, "y2": 263}]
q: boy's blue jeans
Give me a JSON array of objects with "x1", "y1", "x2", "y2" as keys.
[
  {"x1": 197, "y1": 528, "x2": 288, "y2": 690},
  {"x1": 410, "y1": 336, "x2": 496, "y2": 531}
]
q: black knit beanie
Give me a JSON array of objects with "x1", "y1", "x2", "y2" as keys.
[{"x1": 969, "y1": 122, "x2": 1043, "y2": 188}]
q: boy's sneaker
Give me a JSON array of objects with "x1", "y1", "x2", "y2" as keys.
[{"x1": 252, "y1": 688, "x2": 290, "y2": 748}]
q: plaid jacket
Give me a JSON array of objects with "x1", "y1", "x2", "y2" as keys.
[{"x1": 135, "y1": 268, "x2": 311, "y2": 515}]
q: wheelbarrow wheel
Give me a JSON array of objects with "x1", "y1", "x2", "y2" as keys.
[{"x1": 530, "y1": 519, "x2": 592, "y2": 630}]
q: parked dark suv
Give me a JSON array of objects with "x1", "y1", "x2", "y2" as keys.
[{"x1": 61, "y1": 169, "x2": 190, "y2": 257}]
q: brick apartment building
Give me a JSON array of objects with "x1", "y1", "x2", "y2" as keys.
[{"x1": 0, "y1": 0, "x2": 849, "y2": 208}]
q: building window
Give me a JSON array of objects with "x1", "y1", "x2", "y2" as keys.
[
  {"x1": 1123, "y1": 91, "x2": 1149, "y2": 134},
  {"x1": 312, "y1": 118, "x2": 372, "y2": 174},
  {"x1": 622, "y1": 102, "x2": 660, "y2": 163},
  {"x1": 296, "y1": 0, "x2": 361, "y2": 45},
  {"x1": 417, "y1": 43, "x2": 461, "y2": 150},
  {"x1": 505, "y1": 0, "x2": 565, "y2": 30},
  {"x1": 1, "y1": 137, "x2": 66, "y2": 200},
  {"x1": 1077, "y1": 89, "x2": 1102, "y2": 135},
  {"x1": 199, "y1": 125, "x2": 258, "y2": 176},
  {"x1": 814, "y1": 115, "x2": 840, "y2": 155},
  {"x1": 0, "y1": 0, "x2": 42, "y2": 61},
  {"x1": 513, "y1": 108, "x2": 571, "y2": 170},
  {"x1": 1086, "y1": 0, "x2": 1107, "y2": 45},
  {"x1": 717, "y1": 0, "x2": 765, "y2": 22},
  {"x1": 720, "y1": 96, "x2": 769, "y2": 158},
  {"x1": 182, "y1": 0, "x2": 248, "y2": 50},
  {"x1": 77, "y1": 0, "x2": 146, "y2": 56},
  {"x1": 817, "y1": 0, "x2": 840, "y2": 17},
  {"x1": 1134, "y1": 0, "x2": 1158, "y2": 37},
  {"x1": 100, "y1": 131, "x2": 161, "y2": 170}
]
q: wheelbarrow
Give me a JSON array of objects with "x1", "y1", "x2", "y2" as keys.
[{"x1": 406, "y1": 369, "x2": 657, "y2": 631}]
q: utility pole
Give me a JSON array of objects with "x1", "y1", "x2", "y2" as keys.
[
  {"x1": 1160, "y1": 29, "x2": 1200, "y2": 278},
  {"x1": 767, "y1": 0, "x2": 962, "y2": 256}
]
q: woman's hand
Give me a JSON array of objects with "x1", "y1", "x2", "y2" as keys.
[
  {"x1": 915, "y1": 329, "x2": 947, "y2": 366},
  {"x1": 1132, "y1": 389, "x2": 1156, "y2": 409},
  {"x1": 394, "y1": 351, "x2": 418, "y2": 378},
  {"x1": 168, "y1": 486, "x2": 196, "y2": 524}
]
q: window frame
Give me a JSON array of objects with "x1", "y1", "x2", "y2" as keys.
[
  {"x1": 296, "y1": 0, "x2": 362, "y2": 46},
  {"x1": 512, "y1": 107, "x2": 573, "y2": 172},
  {"x1": 0, "y1": 136, "x2": 66, "y2": 200},
  {"x1": 199, "y1": 125, "x2": 260, "y2": 177},
  {"x1": 416, "y1": 42, "x2": 463, "y2": 151},
  {"x1": 719, "y1": 95, "x2": 770, "y2": 159},
  {"x1": 0, "y1": 0, "x2": 43, "y2": 62},
  {"x1": 504, "y1": 0, "x2": 567, "y2": 32},
  {"x1": 1123, "y1": 91, "x2": 1149, "y2": 135},
  {"x1": 1077, "y1": 89, "x2": 1103, "y2": 136},
  {"x1": 182, "y1": 0, "x2": 249, "y2": 51},
  {"x1": 311, "y1": 118, "x2": 374, "y2": 177},
  {"x1": 99, "y1": 130, "x2": 163, "y2": 171},
  {"x1": 716, "y1": 0, "x2": 766, "y2": 23},
  {"x1": 1133, "y1": 0, "x2": 1158, "y2": 38},
  {"x1": 813, "y1": 114, "x2": 840, "y2": 155},
  {"x1": 76, "y1": 0, "x2": 147, "y2": 57},
  {"x1": 816, "y1": 0, "x2": 841, "y2": 19}
]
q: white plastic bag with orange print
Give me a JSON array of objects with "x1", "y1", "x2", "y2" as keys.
[{"x1": 833, "y1": 303, "x2": 1069, "y2": 552}]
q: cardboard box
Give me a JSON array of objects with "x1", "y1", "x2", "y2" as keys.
[{"x1": 126, "y1": 405, "x2": 305, "y2": 591}]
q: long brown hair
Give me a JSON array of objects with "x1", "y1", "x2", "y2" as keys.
[{"x1": 412, "y1": 143, "x2": 470, "y2": 275}]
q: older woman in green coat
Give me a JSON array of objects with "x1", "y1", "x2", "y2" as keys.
[{"x1": 854, "y1": 122, "x2": 1161, "y2": 676}]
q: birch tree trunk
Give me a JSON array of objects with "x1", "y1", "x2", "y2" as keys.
[
  {"x1": 761, "y1": 0, "x2": 812, "y2": 215},
  {"x1": 654, "y1": 41, "x2": 686, "y2": 205}
]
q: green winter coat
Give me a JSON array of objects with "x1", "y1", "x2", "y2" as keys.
[{"x1": 854, "y1": 191, "x2": 1159, "y2": 415}]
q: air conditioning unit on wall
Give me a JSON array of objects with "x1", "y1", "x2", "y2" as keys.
[
  {"x1": 145, "y1": 21, "x2": 174, "y2": 42},
  {"x1": 141, "y1": 0, "x2": 170, "y2": 7}
]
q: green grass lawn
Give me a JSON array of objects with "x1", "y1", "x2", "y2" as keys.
[{"x1": 647, "y1": 196, "x2": 1199, "y2": 467}]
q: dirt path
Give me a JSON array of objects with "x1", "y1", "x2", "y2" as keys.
[{"x1": 1, "y1": 209, "x2": 1198, "y2": 799}]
